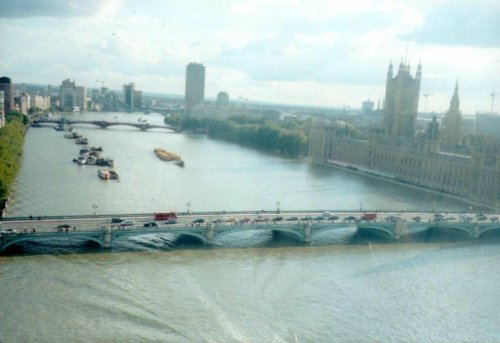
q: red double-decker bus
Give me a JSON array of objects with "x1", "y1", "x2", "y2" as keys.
[{"x1": 154, "y1": 212, "x2": 177, "y2": 220}]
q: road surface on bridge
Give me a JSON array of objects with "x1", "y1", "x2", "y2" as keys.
[{"x1": 1, "y1": 211, "x2": 497, "y2": 234}]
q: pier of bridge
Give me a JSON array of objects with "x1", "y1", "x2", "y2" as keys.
[{"x1": 1, "y1": 211, "x2": 499, "y2": 252}]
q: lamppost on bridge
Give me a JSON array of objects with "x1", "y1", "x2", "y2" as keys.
[
  {"x1": 186, "y1": 202, "x2": 191, "y2": 215},
  {"x1": 92, "y1": 204, "x2": 98, "y2": 216},
  {"x1": 276, "y1": 201, "x2": 281, "y2": 214}
]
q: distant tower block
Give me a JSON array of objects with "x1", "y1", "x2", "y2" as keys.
[
  {"x1": 123, "y1": 83, "x2": 135, "y2": 112},
  {"x1": 185, "y1": 62, "x2": 205, "y2": 115},
  {"x1": 216, "y1": 92, "x2": 229, "y2": 106},
  {"x1": 0, "y1": 77, "x2": 14, "y2": 114},
  {"x1": 362, "y1": 99, "x2": 374, "y2": 114},
  {"x1": 383, "y1": 62, "x2": 421, "y2": 138}
]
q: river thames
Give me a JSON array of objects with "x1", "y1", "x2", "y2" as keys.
[{"x1": 1, "y1": 112, "x2": 498, "y2": 343}]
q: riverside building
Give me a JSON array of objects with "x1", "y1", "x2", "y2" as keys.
[
  {"x1": 309, "y1": 63, "x2": 500, "y2": 210},
  {"x1": 60, "y1": 79, "x2": 86, "y2": 112}
]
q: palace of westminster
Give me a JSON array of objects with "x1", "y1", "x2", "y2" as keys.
[{"x1": 309, "y1": 62, "x2": 500, "y2": 211}]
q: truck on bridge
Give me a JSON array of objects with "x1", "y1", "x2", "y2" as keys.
[
  {"x1": 154, "y1": 212, "x2": 177, "y2": 220},
  {"x1": 361, "y1": 213, "x2": 377, "y2": 221}
]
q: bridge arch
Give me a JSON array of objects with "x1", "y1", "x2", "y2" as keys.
[
  {"x1": 425, "y1": 225, "x2": 474, "y2": 238},
  {"x1": 214, "y1": 226, "x2": 304, "y2": 243},
  {"x1": 111, "y1": 231, "x2": 207, "y2": 246},
  {"x1": 2, "y1": 236, "x2": 104, "y2": 251},
  {"x1": 356, "y1": 225, "x2": 394, "y2": 240},
  {"x1": 171, "y1": 231, "x2": 207, "y2": 245},
  {"x1": 477, "y1": 226, "x2": 500, "y2": 238},
  {"x1": 311, "y1": 225, "x2": 356, "y2": 239}
]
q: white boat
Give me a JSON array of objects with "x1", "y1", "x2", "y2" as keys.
[
  {"x1": 76, "y1": 156, "x2": 87, "y2": 165},
  {"x1": 86, "y1": 156, "x2": 97, "y2": 165},
  {"x1": 76, "y1": 137, "x2": 88, "y2": 145},
  {"x1": 64, "y1": 132, "x2": 79, "y2": 139},
  {"x1": 98, "y1": 169, "x2": 119, "y2": 180}
]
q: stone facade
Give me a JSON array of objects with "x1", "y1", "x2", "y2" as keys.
[
  {"x1": 383, "y1": 62, "x2": 421, "y2": 138},
  {"x1": 309, "y1": 121, "x2": 500, "y2": 210},
  {"x1": 309, "y1": 63, "x2": 499, "y2": 210},
  {"x1": 441, "y1": 82, "x2": 463, "y2": 145}
]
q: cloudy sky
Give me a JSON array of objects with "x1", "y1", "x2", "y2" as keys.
[{"x1": 0, "y1": 0, "x2": 499, "y2": 113}]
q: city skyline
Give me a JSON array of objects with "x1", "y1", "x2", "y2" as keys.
[{"x1": 0, "y1": 0, "x2": 499, "y2": 114}]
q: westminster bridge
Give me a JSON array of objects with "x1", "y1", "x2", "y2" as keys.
[
  {"x1": 32, "y1": 118, "x2": 176, "y2": 132},
  {"x1": 1, "y1": 211, "x2": 499, "y2": 252}
]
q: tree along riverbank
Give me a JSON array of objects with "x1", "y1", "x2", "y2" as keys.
[
  {"x1": 0, "y1": 112, "x2": 26, "y2": 216},
  {"x1": 165, "y1": 114, "x2": 309, "y2": 158}
]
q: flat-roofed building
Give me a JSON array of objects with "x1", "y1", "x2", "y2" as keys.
[
  {"x1": 0, "y1": 77, "x2": 14, "y2": 114},
  {"x1": 185, "y1": 63, "x2": 205, "y2": 115}
]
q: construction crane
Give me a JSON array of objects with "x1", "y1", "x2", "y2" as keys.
[
  {"x1": 490, "y1": 91, "x2": 496, "y2": 113},
  {"x1": 423, "y1": 93, "x2": 433, "y2": 113}
]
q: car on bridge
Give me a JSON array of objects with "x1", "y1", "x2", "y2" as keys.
[
  {"x1": 286, "y1": 216, "x2": 299, "y2": 221},
  {"x1": 314, "y1": 216, "x2": 325, "y2": 221},
  {"x1": 213, "y1": 218, "x2": 225, "y2": 224},
  {"x1": 165, "y1": 219, "x2": 177, "y2": 224},
  {"x1": 120, "y1": 220, "x2": 135, "y2": 227},
  {"x1": 272, "y1": 216, "x2": 284, "y2": 222},
  {"x1": 111, "y1": 218, "x2": 124, "y2": 224},
  {"x1": 192, "y1": 218, "x2": 205, "y2": 224},
  {"x1": 143, "y1": 221, "x2": 158, "y2": 228},
  {"x1": 326, "y1": 215, "x2": 339, "y2": 221},
  {"x1": 344, "y1": 216, "x2": 357, "y2": 221},
  {"x1": 56, "y1": 224, "x2": 72, "y2": 230},
  {"x1": 238, "y1": 218, "x2": 251, "y2": 224},
  {"x1": 477, "y1": 214, "x2": 488, "y2": 221},
  {"x1": 1, "y1": 228, "x2": 17, "y2": 236},
  {"x1": 461, "y1": 215, "x2": 473, "y2": 222}
]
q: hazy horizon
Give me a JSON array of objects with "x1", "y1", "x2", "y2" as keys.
[{"x1": 1, "y1": 0, "x2": 499, "y2": 114}]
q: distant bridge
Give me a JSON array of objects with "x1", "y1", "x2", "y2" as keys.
[
  {"x1": 32, "y1": 118, "x2": 177, "y2": 132},
  {"x1": 1, "y1": 211, "x2": 499, "y2": 252}
]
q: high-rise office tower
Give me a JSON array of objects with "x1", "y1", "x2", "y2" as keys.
[
  {"x1": 60, "y1": 79, "x2": 76, "y2": 111},
  {"x1": 383, "y1": 62, "x2": 421, "y2": 138},
  {"x1": 185, "y1": 63, "x2": 205, "y2": 115},
  {"x1": 0, "y1": 77, "x2": 14, "y2": 114},
  {"x1": 123, "y1": 83, "x2": 135, "y2": 112}
]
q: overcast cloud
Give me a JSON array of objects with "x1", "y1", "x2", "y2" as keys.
[{"x1": 0, "y1": 0, "x2": 498, "y2": 113}]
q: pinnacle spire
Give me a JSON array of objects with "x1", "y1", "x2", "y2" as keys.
[{"x1": 449, "y1": 81, "x2": 460, "y2": 113}]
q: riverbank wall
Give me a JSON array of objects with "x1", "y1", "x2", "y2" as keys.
[{"x1": 314, "y1": 158, "x2": 493, "y2": 211}]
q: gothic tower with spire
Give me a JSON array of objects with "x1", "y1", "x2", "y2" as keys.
[
  {"x1": 383, "y1": 62, "x2": 421, "y2": 138},
  {"x1": 441, "y1": 81, "x2": 463, "y2": 145}
]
